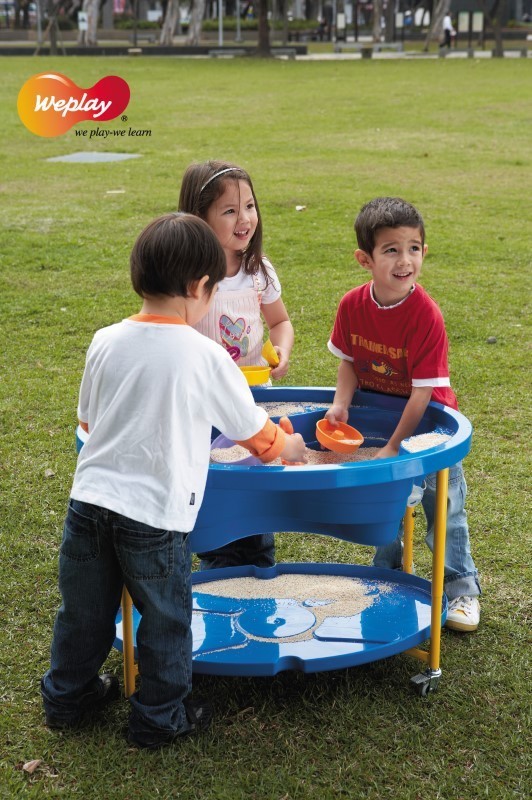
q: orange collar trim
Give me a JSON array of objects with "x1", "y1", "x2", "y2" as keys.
[{"x1": 129, "y1": 313, "x2": 187, "y2": 325}]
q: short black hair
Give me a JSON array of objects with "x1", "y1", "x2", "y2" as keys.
[
  {"x1": 130, "y1": 212, "x2": 226, "y2": 298},
  {"x1": 355, "y1": 197, "x2": 425, "y2": 255}
]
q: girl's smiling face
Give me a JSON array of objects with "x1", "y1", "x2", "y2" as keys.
[
  {"x1": 205, "y1": 179, "x2": 258, "y2": 270},
  {"x1": 355, "y1": 226, "x2": 427, "y2": 307}
]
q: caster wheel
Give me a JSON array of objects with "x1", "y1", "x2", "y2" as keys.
[{"x1": 410, "y1": 669, "x2": 441, "y2": 696}]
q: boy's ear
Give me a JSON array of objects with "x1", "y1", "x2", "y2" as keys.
[
  {"x1": 189, "y1": 275, "x2": 210, "y2": 298},
  {"x1": 423, "y1": 244, "x2": 428, "y2": 257},
  {"x1": 354, "y1": 249, "x2": 373, "y2": 272}
]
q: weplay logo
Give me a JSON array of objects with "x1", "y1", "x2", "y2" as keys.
[{"x1": 17, "y1": 72, "x2": 130, "y2": 138}]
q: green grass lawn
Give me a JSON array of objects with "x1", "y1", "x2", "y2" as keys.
[{"x1": 1, "y1": 56, "x2": 530, "y2": 799}]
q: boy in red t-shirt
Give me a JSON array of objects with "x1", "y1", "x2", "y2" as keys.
[{"x1": 326, "y1": 197, "x2": 480, "y2": 631}]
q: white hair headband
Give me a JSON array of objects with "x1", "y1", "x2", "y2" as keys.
[{"x1": 200, "y1": 167, "x2": 241, "y2": 193}]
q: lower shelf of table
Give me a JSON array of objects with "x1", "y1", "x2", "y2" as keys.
[{"x1": 114, "y1": 563, "x2": 446, "y2": 677}]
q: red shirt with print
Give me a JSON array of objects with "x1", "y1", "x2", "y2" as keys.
[{"x1": 328, "y1": 282, "x2": 458, "y2": 409}]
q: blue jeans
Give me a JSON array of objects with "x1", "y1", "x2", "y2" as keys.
[
  {"x1": 373, "y1": 463, "x2": 480, "y2": 601},
  {"x1": 197, "y1": 533, "x2": 275, "y2": 571},
  {"x1": 41, "y1": 500, "x2": 193, "y2": 744}
]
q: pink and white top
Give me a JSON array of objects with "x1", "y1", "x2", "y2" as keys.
[{"x1": 193, "y1": 258, "x2": 281, "y2": 366}]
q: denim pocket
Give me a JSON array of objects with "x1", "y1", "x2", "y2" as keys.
[
  {"x1": 116, "y1": 525, "x2": 174, "y2": 581},
  {"x1": 60, "y1": 501, "x2": 100, "y2": 562}
]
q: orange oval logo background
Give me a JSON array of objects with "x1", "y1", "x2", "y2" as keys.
[{"x1": 17, "y1": 72, "x2": 131, "y2": 137}]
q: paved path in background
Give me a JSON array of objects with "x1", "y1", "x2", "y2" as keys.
[
  {"x1": 296, "y1": 49, "x2": 530, "y2": 61},
  {"x1": 1, "y1": 35, "x2": 529, "y2": 60}
]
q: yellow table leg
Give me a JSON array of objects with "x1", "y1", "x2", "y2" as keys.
[
  {"x1": 408, "y1": 468, "x2": 449, "y2": 694},
  {"x1": 403, "y1": 506, "x2": 415, "y2": 574},
  {"x1": 429, "y1": 467, "x2": 449, "y2": 673},
  {"x1": 121, "y1": 587, "x2": 138, "y2": 698},
  {"x1": 404, "y1": 506, "x2": 429, "y2": 664}
]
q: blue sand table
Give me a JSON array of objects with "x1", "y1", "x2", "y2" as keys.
[
  {"x1": 109, "y1": 388, "x2": 471, "y2": 678},
  {"x1": 188, "y1": 387, "x2": 472, "y2": 552},
  {"x1": 115, "y1": 563, "x2": 444, "y2": 676}
]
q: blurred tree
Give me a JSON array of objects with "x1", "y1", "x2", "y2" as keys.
[
  {"x1": 483, "y1": 0, "x2": 506, "y2": 56},
  {"x1": 187, "y1": 0, "x2": 206, "y2": 44},
  {"x1": 372, "y1": 0, "x2": 383, "y2": 41},
  {"x1": 257, "y1": 0, "x2": 270, "y2": 54},
  {"x1": 423, "y1": 0, "x2": 450, "y2": 50},
  {"x1": 78, "y1": 0, "x2": 100, "y2": 45},
  {"x1": 160, "y1": 0, "x2": 180, "y2": 44}
]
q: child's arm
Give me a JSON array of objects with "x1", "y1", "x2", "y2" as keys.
[
  {"x1": 261, "y1": 298, "x2": 294, "y2": 379},
  {"x1": 325, "y1": 359, "x2": 359, "y2": 425},
  {"x1": 373, "y1": 386, "x2": 433, "y2": 460},
  {"x1": 236, "y1": 418, "x2": 306, "y2": 464}
]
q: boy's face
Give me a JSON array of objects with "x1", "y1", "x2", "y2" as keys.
[{"x1": 355, "y1": 226, "x2": 427, "y2": 307}]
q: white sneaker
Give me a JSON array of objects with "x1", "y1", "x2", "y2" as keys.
[{"x1": 445, "y1": 595, "x2": 480, "y2": 632}]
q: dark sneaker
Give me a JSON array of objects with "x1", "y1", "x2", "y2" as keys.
[
  {"x1": 182, "y1": 696, "x2": 213, "y2": 733},
  {"x1": 45, "y1": 673, "x2": 120, "y2": 730},
  {"x1": 126, "y1": 697, "x2": 213, "y2": 750}
]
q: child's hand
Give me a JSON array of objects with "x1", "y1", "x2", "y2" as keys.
[
  {"x1": 278, "y1": 416, "x2": 305, "y2": 465},
  {"x1": 279, "y1": 432, "x2": 307, "y2": 464},
  {"x1": 325, "y1": 405, "x2": 349, "y2": 426},
  {"x1": 371, "y1": 443, "x2": 400, "y2": 460},
  {"x1": 270, "y1": 347, "x2": 289, "y2": 380}
]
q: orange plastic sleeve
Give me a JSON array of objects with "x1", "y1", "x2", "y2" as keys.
[{"x1": 235, "y1": 419, "x2": 286, "y2": 463}]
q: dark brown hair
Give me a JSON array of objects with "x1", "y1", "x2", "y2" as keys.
[
  {"x1": 130, "y1": 213, "x2": 226, "y2": 298},
  {"x1": 355, "y1": 197, "x2": 425, "y2": 255},
  {"x1": 178, "y1": 159, "x2": 269, "y2": 282}
]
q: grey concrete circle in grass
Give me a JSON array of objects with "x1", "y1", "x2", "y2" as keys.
[{"x1": 46, "y1": 152, "x2": 142, "y2": 163}]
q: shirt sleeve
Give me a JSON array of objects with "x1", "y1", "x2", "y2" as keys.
[
  {"x1": 204, "y1": 353, "x2": 286, "y2": 462},
  {"x1": 327, "y1": 339, "x2": 353, "y2": 361},
  {"x1": 76, "y1": 339, "x2": 95, "y2": 425},
  {"x1": 410, "y1": 304, "x2": 451, "y2": 387},
  {"x1": 260, "y1": 257, "x2": 282, "y2": 305},
  {"x1": 203, "y1": 347, "x2": 274, "y2": 442},
  {"x1": 235, "y1": 419, "x2": 286, "y2": 463},
  {"x1": 328, "y1": 293, "x2": 353, "y2": 359}
]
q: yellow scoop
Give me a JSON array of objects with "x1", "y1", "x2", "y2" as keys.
[
  {"x1": 240, "y1": 365, "x2": 271, "y2": 386},
  {"x1": 261, "y1": 339, "x2": 280, "y2": 367}
]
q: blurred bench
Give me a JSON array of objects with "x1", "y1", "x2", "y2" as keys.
[
  {"x1": 372, "y1": 42, "x2": 403, "y2": 53},
  {"x1": 288, "y1": 30, "x2": 314, "y2": 42},
  {"x1": 272, "y1": 47, "x2": 297, "y2": 59},
  {"x1": 494, "y1": 47, "x2": 528, "y2": 57},
  {"x1": 334, "y1": 42, "x2": 363, "y2": 53},
  {"x1": 334, "y1": 41, "x2": 404, "y2": 57},
  {"x1": 130, "y1": 33, "x2": 157, "y2": 44},
  {"x1": 208, "y1": 48, "x2": 247, "y2": 57},
  {"x1": 334, "y1": 42, "x2": 372, "y2": 58}
]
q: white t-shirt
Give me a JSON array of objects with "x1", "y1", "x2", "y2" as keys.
[
  {"x1": 443, "y1": 14, "x2": 454, "y2": 31},
  {"x1": 71, "y1": 317, "x2": 268, "y2": 531}
]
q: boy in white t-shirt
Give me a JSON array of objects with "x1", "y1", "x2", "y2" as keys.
[{"x1": 41, "y1": 213, "x2": 306, "y2": 749}]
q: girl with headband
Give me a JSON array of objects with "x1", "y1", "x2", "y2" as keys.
[{"x1": 178, "y1": 160, "x2": 294, "y2": 571}]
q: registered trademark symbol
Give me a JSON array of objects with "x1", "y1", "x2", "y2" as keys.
[{"x1": 121, "y1": 115, "x2": 128, "y2": 122}]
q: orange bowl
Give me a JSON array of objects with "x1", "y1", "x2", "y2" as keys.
[{"x1": 316, "y1": 419, "x2": 364, "y2": 454}]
